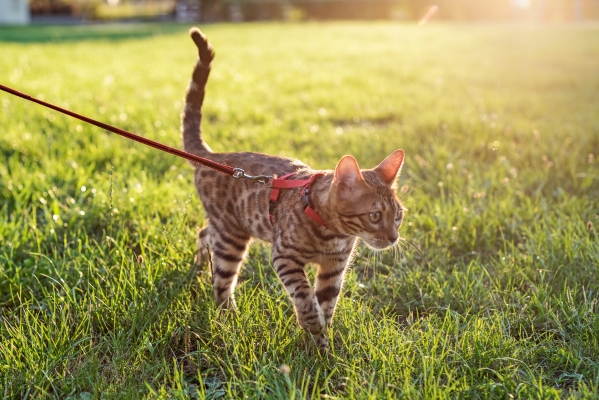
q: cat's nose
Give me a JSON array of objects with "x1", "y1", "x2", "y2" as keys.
[{"x1": 388, "y1": 233, "x2": 398, "y2": 243}]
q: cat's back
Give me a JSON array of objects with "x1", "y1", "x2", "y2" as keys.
[
  {"x1": 220, "y1": 151, "x2": 308, "y2": 177},
  {"x1": 193, "y1": 150, "x2": 311, "y2": 242}
]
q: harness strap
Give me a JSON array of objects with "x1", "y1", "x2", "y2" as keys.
[
  {"x1": 269, "y1": 172, "x2": 326, "y2": 227},
  {"x1": 269, "y1": 172, "x2": 296, "y2": 224},
  {"x1": 303, "y1": 197, "x2": 326, "y2": 226}
]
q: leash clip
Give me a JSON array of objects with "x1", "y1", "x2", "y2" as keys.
[{"x1": 232, "y1": 168, "x2": 272, "y2": 187}]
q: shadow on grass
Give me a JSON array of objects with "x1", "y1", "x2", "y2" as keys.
[{"x1": 0, "y1": 22, "x2": 190, "y2": 43}]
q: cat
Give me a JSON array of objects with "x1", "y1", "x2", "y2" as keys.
[{"x1": 182, "y1": 28, "x2": 406, "y2": 349}]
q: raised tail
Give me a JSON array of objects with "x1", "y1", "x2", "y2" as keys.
[{"x1": 181, "y1": 27, "x2": 216, "y2": 159}]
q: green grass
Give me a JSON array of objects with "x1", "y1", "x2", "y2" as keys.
[{"x1": 1, "y1": 21, "x2": 598, "y2": 398}]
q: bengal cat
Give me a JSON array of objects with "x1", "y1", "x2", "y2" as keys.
[{"x1": 182, "y1": 28, "x2": 406, "y2": 349}]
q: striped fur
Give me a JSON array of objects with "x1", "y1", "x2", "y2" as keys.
[{"x1": 182, "y1": 28, "x2": 406, "y2": 350}]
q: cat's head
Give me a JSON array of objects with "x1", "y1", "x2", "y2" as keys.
[{"x1": 329, "y1": 150, "x2": 405, "y2": 250}]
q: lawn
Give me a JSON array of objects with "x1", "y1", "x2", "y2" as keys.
[{"x1": 0, "y1": 21, "x2": 598, "y2": 398}]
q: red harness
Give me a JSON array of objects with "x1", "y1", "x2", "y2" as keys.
[{"x1": 269, "y1": 172, "x2": 326, "y2": 227}]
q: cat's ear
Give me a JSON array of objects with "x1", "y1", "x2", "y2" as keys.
[
  {"x1": 374, "y1": 149, "x2": 405, "y2": 188},
  {"x1": 333, "y1": 155, "x2": 365, "y2": 196}
]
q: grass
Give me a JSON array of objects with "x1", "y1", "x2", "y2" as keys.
[{"x1": 0, "y1": 21, "x2": 598, "y2": 398}]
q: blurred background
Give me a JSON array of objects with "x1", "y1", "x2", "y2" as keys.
[{"x1": 2, "y1": 0, "x2": 599, "y2": 25}]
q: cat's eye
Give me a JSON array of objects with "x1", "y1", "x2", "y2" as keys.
[
  {"x1": 369, "y1": 212, "x2": 381, "y2": 223},
  {"x1": 395, "y1": 209, "x2": 403, "y2": 221}
]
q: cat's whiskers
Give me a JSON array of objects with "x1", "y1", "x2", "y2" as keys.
[
  {"x1": 371, "y1": 249, "x2": 381, "y2": 277},
  {"x1": 398, "y1": 237, "x2": 421, "y2": 256},
  {"x1": 396, "y1": 177, "x2": 415, "y2": 200},
  {"x1": 393, "y1": 243, "x2": 403, "y2": 265},
  {"x1": 398, "y1": 241, "x2": 408, "y2": 258},
  {"x1": 364, "y1": 248, "x2": 372, "y2": 277},
  {"x1": 400, "y1": 173, "x2": 415, "y2": 186},
  {"x1": 398, "y1": 181, "x2": 425, "y2": 201},
  {"x1": 365, "y1": 247, "x2": 379, "y2": 278}
]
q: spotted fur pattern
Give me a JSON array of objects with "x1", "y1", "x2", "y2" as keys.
[{"x1": 182, "y1": 28, "x2": 406, "y2": 349}]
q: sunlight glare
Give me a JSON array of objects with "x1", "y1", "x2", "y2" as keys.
[{"x1": 512, "y1": 0, "x2": 531, "y2": 8}]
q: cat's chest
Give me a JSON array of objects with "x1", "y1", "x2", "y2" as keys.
[{"x1": 309, "y1": 236, "x2": 357, "y2": 265}]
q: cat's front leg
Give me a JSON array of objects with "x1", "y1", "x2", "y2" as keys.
[
  {"x1": 315, "y1": 259, "x2": 349, "y2": 327},
  {"x1": 271, "y1": 248, "x2": 327, "y2": 348}
]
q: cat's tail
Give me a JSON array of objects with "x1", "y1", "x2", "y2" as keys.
[{"x1": 181, "y1": 27, "x2": 216, "y2": 159}]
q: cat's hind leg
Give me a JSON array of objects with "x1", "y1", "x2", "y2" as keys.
[
  {"x1": 195, "y1": 224, "x2": 211, "y2": 267},
  {"x1": 209, "y1": 226, "x2": 250, "y2": 309}
]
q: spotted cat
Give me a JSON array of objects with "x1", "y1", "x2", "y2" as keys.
[{"x1": 182, "y1": 28, "x2": 406, "y2": 349}]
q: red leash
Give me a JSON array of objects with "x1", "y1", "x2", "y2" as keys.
[
  {"x1": 1, "y1": 83, "x2": 328, "y2": 226},
  {"x1": 0, "y1": 83, "x2": 270, "y2": 184}
]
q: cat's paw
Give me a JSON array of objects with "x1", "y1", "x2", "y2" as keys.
[
  {"x1": 195, "y1": 231, "x2": 211, "y2": 267},
  {"x1": 297, "y1": 313, "x2": 326, "y2": 335},
  {"x1": 194, "y1": 247, "x2": 210, "y2": 267},
  {"x1": 313, "y1": 332, "x2": 329, "y2": 351},
  {"x1": 304, "y1": 322, "x2": 324, "y2": 335},
  {"x1": 216, "y1": 295, "x2": 237, "y2": 311},
  {"x1": 296, "y1": 302, "x2": 326, "y2": 337}
]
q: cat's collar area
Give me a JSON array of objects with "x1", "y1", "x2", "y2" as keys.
[{"x1": 269, "y1": 172, "x2": 326, "y2": 227}]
